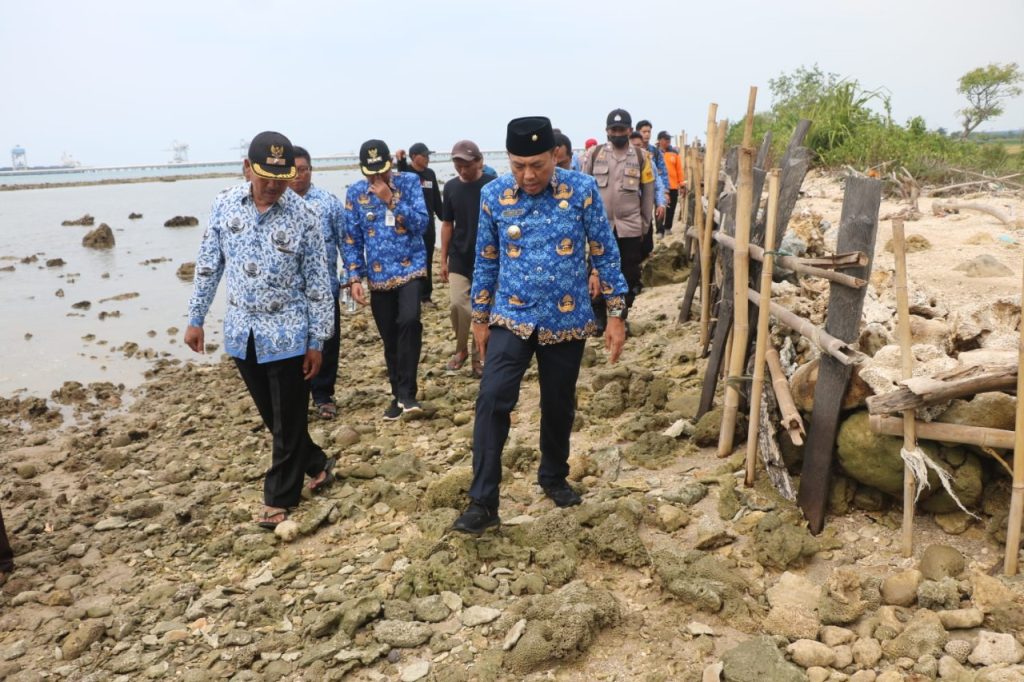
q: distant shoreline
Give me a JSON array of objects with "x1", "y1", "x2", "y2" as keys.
[{"x1": 0, "y1": 164, "x2": 360, "y2": 192}]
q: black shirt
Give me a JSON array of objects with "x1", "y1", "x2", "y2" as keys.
[
  {"x1": 442, "y1": 173, "x2": 497, "y2": 278},
  {"x1": 405, "y1": 166, "x2": 443, "y2": 229}
]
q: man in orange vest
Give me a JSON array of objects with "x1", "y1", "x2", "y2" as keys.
[{"x1": 656, "y1": 131, "x2": 686, "y2": 236}]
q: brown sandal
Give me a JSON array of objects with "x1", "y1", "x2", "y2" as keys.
[
  {"x1": 256, "y1": 507, "x2": 288, "y2": 530},
  {"x1": 445, "y1": 352, "x2": 468, "y2": 371}
]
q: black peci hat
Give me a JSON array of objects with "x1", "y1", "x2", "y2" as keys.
[
  {"x1": 248, "y1": 131, "x2": 296, "y2": 180},
  {"x1": 606, "y1": 109, "x2": 632, "y2": 128},
  {"x1": 505, "y1": 116, "x2": 555, "y2": 156},
  {"x1": 359, "y1": 139, "x2": 392, "y2": 175}
]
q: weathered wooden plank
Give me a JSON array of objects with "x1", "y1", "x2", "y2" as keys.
[
  {"x1": 696, "y1": 190, "x2": 736, "y2": 417},
  {"x1": 798, "y1": 176, "x2": 882, "y2": 534},
  {"x1": 865, "y1": 363, "x2": 1017, "y2": 414},
  {"x1": 679, "y1": 257, "x2": 701, "y2": 323}
]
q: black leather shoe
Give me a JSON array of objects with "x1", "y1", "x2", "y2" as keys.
[
  {"x1": 542, "y1": 483, "x2": 582, "y2": 508},
  {"x1": 451, "y1": 502, "x2": 500, "y2": 535}
]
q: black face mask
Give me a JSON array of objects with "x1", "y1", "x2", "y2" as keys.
[{"x1": 609, "y1": 134, "x2": 629, "y2": 148}]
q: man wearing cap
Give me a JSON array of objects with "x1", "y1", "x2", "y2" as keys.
[
  {"x1": 439, "y1": 140, "x2": 497, "y2": 378},
  {"x1": 288, "y1": 146, "x2": 347, "y2": 420},
  {"x1": 656, "y1": 131, "x2": 686, "y2": 236},
  {"x1": 342, "y1": 140, "x2": 430, "y2": 419},
  {"x1": 584, "y1": 109, "x2": 656, "y2": 326},
  {"x1": 452, "y1": 116, "x2": 629, "y2": 535},
  {"x1": 402, "y1": 143, "x2": 443, "y2": 307},
  {"x1": 185, "y1": 131, "x2": 336, "y2": 529}
]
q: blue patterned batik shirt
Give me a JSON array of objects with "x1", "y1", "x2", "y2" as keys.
[
  {"x1": 187, "y1": 184, "x2": 334, "y2": 363},
  {"x1": 302, "y1": 184, "x2": 346, "y2": 296},
  {"x1": 341, "y1": 172, "x2": 429, "y2": 290},
  {"x1": 471, "y1": 167, "x2": 628, "y2": 344},
  {"x1": 647, "y1": 143, "x2": 669, "y2": 208}
]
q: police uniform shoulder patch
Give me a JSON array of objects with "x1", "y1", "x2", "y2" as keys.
[{"x1": 641, "y1": 158, "x2": 655, "y2": 184}]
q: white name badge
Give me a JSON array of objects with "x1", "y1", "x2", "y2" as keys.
[
  {"x1": 385, "y1": 210, "x2": 396, "y2": 227},
  {"x1": 422, "y1": 181, "x2": 433, "y2": 189}
]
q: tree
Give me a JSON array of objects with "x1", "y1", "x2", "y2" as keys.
[{"x1": 957, "y1": 62, "x2": 1023, "y2": 139}]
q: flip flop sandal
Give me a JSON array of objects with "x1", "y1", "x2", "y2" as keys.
[
  {"x1": 317, "y1": 402, "x2": 338, "y2": 420},
  {"x1": 445, "y1": 353, "x2": 468, "y2": 371},
  {"x1": 308, "y1": 458, "x2": 336, "y2": 493},
  {"x1": 256, "y1": 508, "x2": 288, "y2": 530}
]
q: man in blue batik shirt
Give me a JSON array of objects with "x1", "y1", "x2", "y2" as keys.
[
  {"x1": 289, "y1": 146, "x2": 346, "y2": 420},
  {"x1": 452, "y1": 116, "x2": 629, "y2": 535},
  {"x1": 185, "y1": 131, "x2": 336, "y2": 530},
  {"x1": 637, "y1": 119, "x2": 669, "y2": 256},
  {"x1": 342, "y1": 139, "x2": 430, "y2": 420}
]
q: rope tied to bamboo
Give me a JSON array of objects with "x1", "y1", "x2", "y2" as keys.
[{"x1": 899, "y1": 446, "x2": 980, "y2": 519}]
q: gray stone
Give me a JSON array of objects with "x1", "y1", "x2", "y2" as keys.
[
  {"x1": 61, "y1": 621, "x2": 106, "y2": 660},
  {"x1": 786, "y1": 639, "x2": 835, "y2": 668},
  {"x1": 882, "y1": 610, "x2": 948, "y2": 660},
  {"x1": 820, "y1": 626, "x2": 856, "y2": 647},
  {"x1": 917, "y1": 577, "x2": 961, "y2": 611},
  {"x1": 944, "y1": 639, "x2": 972, "y2": 663},
  {"x1": 412, "y1": 595, "x2": 450, "y2": 623},
  {"x1": 954, "y1": 254, "x2": 1014, "y2": 278},
  {"x1": 968, "y1": 630, "x2": 1024, "y2": 666},
  {"x1": 852, "y1": 637, "x2": 883, "y2": 668},
  {"x1": 94, "y1": 516, "x2": 129, "y2": 531},
  {"x1": 399, "y1": 660, "x2": 430, "y2": 682},
  {"x1": 461, "y1": 605, "x2": 501, "y2": 627},
  {"x1": 881, "y1": 569, "x2": 922, "y2": 607},
  {"x1": 763, "y1": 605, "x2": 820, "y2": 640},
  {"x1": 767, "y1": 571, "x2": 821, "y2": 611},
  {"x1": 938, "y1": 608, "x2": 984, "y2": 630},
  {"x1": 373, "y1": 620, "x2": 433, "y2": 648},
  {"x1": 919, "y1": 544, "x2": 965, "y2": 581},
  {"x1": 721, "y1": 636, "x2": 805, "y2": 682}
]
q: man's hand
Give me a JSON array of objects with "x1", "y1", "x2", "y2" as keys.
[
  {"x1": 656, "y1": 205, "x2": 666, "y2": 221},
  {"x1": 439, "y1": 258, "x2": 449, "y2": 284},
  {"x1": 184, "y1": 325, "x2": 205, "y2": 353},
  {"x1": 472, "y1": 322, "x2": 490, "y2": 364},
  {"x1": 368, "y1": 177, "x2": 393, "y2": 206},
  {"x1": 350, "y1": 281, "x2": 367, "y2": 305},
  {"x1": 588, "y1": 270, "x2": 601, "y2": 299},
  {"x1": 302, "y1": 349, "x2": 323, "y2": 380},
  {"x1": 604, "y1": 317, "x2": 626, "y2": 363}
]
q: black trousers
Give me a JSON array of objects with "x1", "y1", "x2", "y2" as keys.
[
  {"x1": 0, "y1": 506, "x2": 13, "y2": 572},
  {"x1": 370, "y1": 279, "x2": 423, "y2": 402},
  {"x1": 234, "y1": 335, "x2": 327, "y2": 508},
  {"x1": 311, "y1": 295, "x2": 340, "y2": 406},
  {"x1": 660, "y1": 189, "x2": 679, "y2": 234},
  {"x1": 422, "y1": 226, "x2": 435, "y2": 301},
  {"x1": 469, "y1": 327, "x2": 585, "y2": 510}
]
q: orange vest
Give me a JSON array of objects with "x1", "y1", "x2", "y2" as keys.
[{"x1": 664, "y1": 149, "x2": 685, "y2": 190}]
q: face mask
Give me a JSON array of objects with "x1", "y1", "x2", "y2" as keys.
[{"x1": 609, "y1": 134, "x2": 629, "y2": 148}]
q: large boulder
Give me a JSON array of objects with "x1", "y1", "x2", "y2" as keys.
[
  {"x1": 641, "y1": 241, "x2": 690, "y2": 287},
  {"x1": 721, "y1": 636, "x2": 806, "y2": 682},
  {"x1": 790, "y1": 359, "x2": 873, "y2": 412},
  {"x1": 82, "y1": 223, "x2": 115, "y2": 249}
]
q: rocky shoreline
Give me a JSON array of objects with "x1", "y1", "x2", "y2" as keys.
[{"x1": 1, "y1": 183, "x2": 1024, "y2": 680}]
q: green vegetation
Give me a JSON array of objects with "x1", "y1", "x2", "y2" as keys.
[
  {"x1": 724, "y1": 65, "x2": 1023, "y2": 183},
  {"x1": 957, "y1": 62, "x2": 1023, "y2": 138}
]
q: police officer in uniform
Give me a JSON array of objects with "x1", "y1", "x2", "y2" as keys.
[{"x1": 452, "y1": 116, "x2": 629, "y2": 535}]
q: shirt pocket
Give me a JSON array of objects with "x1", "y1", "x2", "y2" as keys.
[{"x1": 621, "y1": 167, "x2": 640, "y2": 192}]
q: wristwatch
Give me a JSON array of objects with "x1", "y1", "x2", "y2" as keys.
[{"x1": 608, "y1": 309, "x2": 625, "y2": 318}]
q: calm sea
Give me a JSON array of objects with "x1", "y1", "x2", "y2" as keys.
[{"x1": 0, "y1": 157, "x2": 509, "y2": 398}]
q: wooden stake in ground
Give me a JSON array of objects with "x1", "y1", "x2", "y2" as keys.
[
  {"x1": 745, "y1": 168, "x2": 780, "y2": 485},
  {"x1": 1006, "y1": 262, "x2": 1024, "y2": 576},
  {"x1": 892, "y1": 219, "x2": 917, "y2": 557},
  {"x1": 798, "y1": 176, "x2": 882, "y2": 534},
  {"x1": 698, "y1": 103, "x2": 719, "y2": 349},
  {"x1": 718, "y1": 88, "x2": 758, "y2": 458}
]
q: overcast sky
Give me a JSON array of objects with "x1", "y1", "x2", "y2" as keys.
[{"x1": 3, "y1": 0, "x2": 1022, "y2": 167}]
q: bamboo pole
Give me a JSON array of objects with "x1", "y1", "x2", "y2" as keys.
[
  {"x1": 687, "y1": 228, "x2": 867, "y2": 288},
  {"x1": 892, "y1": 219, "x2": 916, "y2": 557},
  {"x1": 689, "y1": 147, "x2": 704, "y2": 259},
  {"x1": 679, "y1": 132, "x2": 690, "y2": 233},
  {"x1": 766, "y1": 348, "x2": 806, "y2": 445},
  {"x1": 869, "y1": 415, "x2": 1015, "y2": 452},
  {"x1": 745, "y1": 168, "x2": 780, "y2": 485},
  {"x1": 1006, "y1": 262, "x2": 1024, "y2": 575},
  {"x1": 698, "y1": 103, "x2": 719, "y2": 349},
  {"x1": 718, "y1": 89, "x2": 759, "y2": 459},
  {"x1": 744, "y1": 289, "x2": 864, "y2": 365}
]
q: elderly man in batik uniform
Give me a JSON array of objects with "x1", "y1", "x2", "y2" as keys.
[
  {"x1": 185, "y1": 131, "x2": 335, "y2": 530},
  {"x1": 342, "y1": 139, "x2": 430, "y2": 419},
  {"x1": 452, "y1": 116, "x2": 629, "y2": 535}
]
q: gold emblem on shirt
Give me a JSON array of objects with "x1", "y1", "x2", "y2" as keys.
[
  {"x1": 558, "y1": 294, "x2": 575, "y2": 313},
  {"x1": 372, "y1": 261, "x2": 382, "y2": 272},
  {"x1": 474, "y1": 289, "x2": 492, "y2": 305},
  {"x1": 357, "y1": 193, "x2": 371, "y2": 205},
  {"x1": 498, "y1": 188, "x2": 518, "y2": 206},
  {"x1": 553, "y1": 183, "x2": 573, "y2": 200},
  {"x1": 589, "y1": 239, "x2": 605, "y2": 256},
  {"x1": 344, "y1": 234, "x2": 355, "y2": 245},
  {"x1": 583, "y1": 194, "x2": 593, "y2": 208},
  {"x1": 400, "y1": 257, "x2": 411, "y2": 267},
  {"x1": 481, "y1": 245, "x2": 499, "y2": 260},
  {"x1": 506, "y1": 244, "x2": 521, "y2": 258},
  {"x1": 601, "y1": 281, "x2": 613, "y2": 295},
  {"x1": 555, "y1": 238, "x2": 574, "y2": 256},
  {"x1": 506, "y1": 225, "x2": 522, "y2": 240},
  {"x1": 509, "y1": 294, "x2": 526, "y2": 307},
  {"x1": 558, "y1": 200, "x2": 569, "y2": 209}
]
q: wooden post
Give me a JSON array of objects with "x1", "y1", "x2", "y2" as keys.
[
  {"x1": 1006, "y1": 263, "x2": 1024, "y2": 575},
  {"x1": 745, "y1": 168, "x2": 780, "y2": 485},
  {"x1": 698, "y1": 103, "x2": 719, "y2": 349},
  {"x1": 892, "y1": 219, "x2": 917, "y2": 557},
  {"x1": 870, "y1": 415, "x2": 1015, "y2": 451},
  {"x1": 798, "y1": 176, "x2": 882, "y2": 534},
  {"x1": 718, "y1": 94, "x2": 757, "y2": 458}
]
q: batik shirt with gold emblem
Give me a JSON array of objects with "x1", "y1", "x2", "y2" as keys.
[
  {"x1": 342, "y1": 172, "x2": 429, "y2": 290},
  {"x1": 470, "y1": 168, "x2": 628, "y2": 344},
  {"x1": 187, "y1": 184, "x2": 334, "y2": 363},
  {"x1": 302, "y1": 185, "x2": 346, "y2": 296}
]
